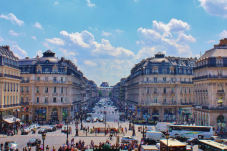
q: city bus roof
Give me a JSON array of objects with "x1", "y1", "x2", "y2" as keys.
[
  {"x1": 160, "y1": 139, "x2": 186, "y2": 147},
  {"x1": 199, "y1": 140, "x2": 227, "y2": 149},
  {"x1": 169, "y1": 125, "x2": 213, "y2": 128}
]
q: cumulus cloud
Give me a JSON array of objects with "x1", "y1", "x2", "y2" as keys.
[
  {"x1": 33, "y1": 22, "x2": 43, "y2": 29},
  {"x1": 58, "y1": 48, "x2": 77, "y2": 57},
  {"x1": 31, "y1": 36, "x2": 36, "y2": 41},
  {"x1": 198, "y1": 0, "x2": 227, "y2": 17},
  {"x1": 206, "y1": 40, "x2": 215, "y2": 43},
  {"x1": 36, "y1": 50, "x2": 43, "y2": 57},
  {"x1": 102, "y1": 31, "x2": 112, "y2": 36},
  {"x1": 176, "y1": 34, "x2": 196, "y2": 43},
  {"x1": 11, "y1": 45, "x2": 27, "y2": 59},
  {"x1": 0, "y1": 13, "x2": 24, "y2": 26},
  {"x1": 153, "y1": 18, "x2": 190, "y2": 33},
  {"x1": 115, "y1": 29, "x2": 124, "y2": 33},
  {"x1": 220, "y1": 30, "x2": 227, "y2": 38},
  {"x1": 45, "y1": 38, "x2": 65, "y2": 45},
  {"x1": 84, "y1": 60, "x2": 97, "y2": 66},
  {"x1": 0, "y1": 37, "x2": 3, "y2": 42},
  {"x1": 54, "y1": 2, "x2": 59, "y2": 5},
  {"x1": 72, "y1": 57, "x2": 77, "y2": 65},
  {"x1": 87, "y1": 0, "x2": 95, "y2": 7}
]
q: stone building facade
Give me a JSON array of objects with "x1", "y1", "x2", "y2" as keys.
[
  {"x1": 193, "y1": 38, "x2": 227, "y2": 131},
  {"x1": 19, "y1": 50, "x2": 84, "y2": 123},
  {"x1": 125, "y1": 52, "x2": 197, "y2": 122},
  {"x1": 0, "y1": 45, "x2": 21, "y2": 118}
]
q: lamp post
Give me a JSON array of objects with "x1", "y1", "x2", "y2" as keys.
[
  {"x1": 193, "y1": 112, "x2": 196, "y2": 125},
  {"x1": 165, "y1": 131, "x2": 169, "y2": 151},
  {"x1": 80, "y1": 111, "x2": 83, "y2": 130},
  {"x1": 42, "y1": 133, "x2": 46, "y2": 151},
  {"x1": 66, "y1": 118, "x2": 69, "y2": 145},
  {"x1": 142, "y1": 116, "x2": 145, "y2": 139},
  {"x1": 104, "y1": 107, "x2": 106, "y2": 136},
  {"x1": 182, "y1": 111, "x2": 185, "y2": 124}
]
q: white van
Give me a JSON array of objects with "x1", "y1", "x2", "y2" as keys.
[
  {"x1": 146, "y1": 131, "x2": 166, "y2": 141},
  {"x1": 156, "y1": 122, "x2": 173, "y2": 133}
]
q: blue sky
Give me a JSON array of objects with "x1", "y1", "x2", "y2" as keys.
[{"x1": 0, "y1": 0, "x2": 227, "y2": 86}]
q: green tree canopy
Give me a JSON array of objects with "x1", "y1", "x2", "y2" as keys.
[
  {"x1": 109, "y1": 91, "x2": 112, "y2": 97},
  {"x1": 99, "y1": 90, "x2": 103, "y2": 97}
]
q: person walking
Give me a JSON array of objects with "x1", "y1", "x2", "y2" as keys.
[{"x1": 125, "y1": 127, "x2": 127, "y2": 133}]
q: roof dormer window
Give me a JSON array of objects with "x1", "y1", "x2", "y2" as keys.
[{"x1": 46, "y1": 60, "x2": 49, "y2": 64}]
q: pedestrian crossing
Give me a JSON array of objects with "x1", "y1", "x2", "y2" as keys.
[{"x1": 12, "y1": 133, "x2": 72, "y2": 137}]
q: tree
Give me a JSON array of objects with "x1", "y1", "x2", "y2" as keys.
[
  {"x1": 109, "y1": 91, "x2": 112, "y2": 97},
  {"x1": 99, "y1": 90, "x2": 103, "y2": 97}
]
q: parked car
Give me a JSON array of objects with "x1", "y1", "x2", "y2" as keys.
[
  {"x1": 186, "y1": 138, "x2": 200, "y2": 145},
  {"x1": 175, "y1": 135, "x2": 188, "y2": 142},
  {"x1": 121, "y1": 136, "x2": 138, "y2": 143},
  {"x1": 56, "y1": 124, "x2": 63, "y2": 128},
  {"x1": 93, "y1": 117, "x2": 98, "y2": 122},
  {"x1": 86, "y1": 117, "x2": 92, "y2": 122},
  {"x1": 99, "y1": 117, "x2": 104, "y2": 122},
  {"x1": 141, "y1": 138, "x2": 157, "y2": 145},
  {"x1": 22, "y1": 128, "x2": 30, "y2": 135},
  {"x1": 47, "y1": 126, "x2": 56, "y2": 132},
  {"x1": 38, "y1": 128, "x2": 47, "y2": 134},
  {"x1": 8, "y1": 142, "x2": 19, "y2": 151},
  {"x1": 210, "y1": 136, "x2": 223, "y2": 143},
  {"x1": 5, "y1": 141, "x2": 15, "y2": 151},
  {"x1": 27, "y1": 138, "x2": 41, "y2": 146}
]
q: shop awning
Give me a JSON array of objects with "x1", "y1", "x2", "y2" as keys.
[
  {"x1": 16, "y1": 118, "x2": 21, "y2": 122},
  {"x1": 3, "y1": 118, "x2": 14, "y2": 123}
]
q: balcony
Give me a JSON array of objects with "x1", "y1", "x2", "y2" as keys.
[
  {"x1": 192, "y1": 75, "x2": 227, "y2": 81},
  {"x1": 180, "y1": 81, "x2": 193, "y2": 84},
  {"x1": 181, "y1": 102, "x2": 194, "y2": 105},
  {"x1": 217, "y1": 90, "x2": 224, "y2": 93},
  {"x1": 0, "y1": 103, "x2": 21, "y2": 108},
  {"x1": 4, "y1": 74, "x2": 22, "y2": 80},
  {"x1": 53, "y1": 81, "x2": 66, "y2": 84},
  {"x1": 20, "y1": 102, "x2": 29, "y2": 105},
  {"x1": 200, "y1": 105, "x2": 227, "y2": 110},
  {"x1": 21, "y1": 80, "x2": 29, "y2": 83}
]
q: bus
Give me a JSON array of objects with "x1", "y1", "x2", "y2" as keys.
[
  {"x1": 168, "y1": 125, "x2": 214, "y2": 138},
  {"x1": 119, "y1": 112, "x2": 126, "y2": 121},
  {"x1": 199, "y1": 140, "x2": 227, "y2": 151}
]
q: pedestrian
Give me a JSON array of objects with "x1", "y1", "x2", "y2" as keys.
[
  {"x1": 125, "y1": 127, "x2": 127, "y2": 133},
  {"x1": 51, "y1": 146, "x2": 55, "y2": 151},
  {"x1": 98, "y1": 127, "x2": 100, "y2": 134}
]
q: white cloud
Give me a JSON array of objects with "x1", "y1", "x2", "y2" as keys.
[
  {"x1": 33, "y1": 22, "x2": 43, "y2": 29},
  {"x1": 220, "y1": 30, "x2": 227, "y2": 38},
  {"x1": 43, "y1": 42, "x2": 54, "y2": 50},
  {"x1": 0, "y1": 13, "x2": 24, "y2": 26},
  {"x1": 31, "y1": 36, "x2": 36, "y2": 41},
  {"x1": 84, "y1": 60, "x2": 97, "y2": 66},
  {"x1": 102, "y1": 31, "x2": 112, "y2": 36},
  {"x1": 58, "y1": 48, "x2": 76, "y2": 57},
  {"x1": 136, "y1": 41, "x2": 140, "y2": 45},
  {"x1": 135, "y1": 47, "x2": 156, "y2": 60},
  {"x1": 115, "y1": 29, "x2": 124, "y2": 33},
  {"x1": 0, "y1": 37, "x2": 3, "y2": 42},
  {"x1": 36, "y1": 50, "x2": 43, "y2": 57},
  {"x1": 206, "y1": 40, "x2": 215, "y2": 43},
  {"x1": 45, "y1": 38, "x2": 65, "y2": 45},
  {"x1": 177, "y1": 34, "x2": 196, "y2": 43},
  {"x1": 72, "y1": 57, "x2": 77, "y2": 65},
  {"x1": 198, "y1": 0, "x2": 227, "y2": 17},
  {"x1": 54, "y1": 1, "x2": 59, "y2": 5},
  {"x1": 11, "y1": 45, "x2": 27, "y2": 59},
  {"x1": 153, "y1": 18, "x2": 190, "y2": 33},
  {"x1": 87, "y1": 0, "x2": 95, "y2": 7},
  {"x1": 8, "y1": 30, "x2": 24, "y2": 36}
]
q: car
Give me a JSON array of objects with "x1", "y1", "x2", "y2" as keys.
[
  {"x1": 210, "y1": 136, "x2": 223, "y2": 143},
  {"x1": 99, "y1": 117, "x2": 104, "y2": 122},
  {"x1": 5, "y1": 141, "x2": 15, "y2": 150},
  {"x1": 121, "y1": 136, "x2": 138, "y2": 143},
  {"x1": 38, "y1": 128, "x2": 47, "y2": 134},
  {"x1": 93, "y1": 117, "x2": 98, "y2": 122},
  {"x1": 175, "y1": 135, "x2": 188, "y2": 142},
  {"x1": 47, "y1": 126, "x2": 56, "y2": 132},
  {"x1": 22, "y1": 128, "x2": 30, "y2": 135},
  {"x1": 56, "y1": 124, "x2": 63, "y2": 128},
  {"x1": 92, "y1": 110, "x2": 95, "y2": 113},
  {"x1": 8, "y1": 142, "x2": 19, "y2": 151},
  {"x1": 186, "y1": 138, "x2": 200, "y2": 145},
  {"x1": 86, "y1": 117, "x2": 92, "y2": 122},
  {"x1": 27, "y1": 138, "x2": 41, "y2": 146}
]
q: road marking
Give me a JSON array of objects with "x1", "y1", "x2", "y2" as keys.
[{"x1": 56, "y1": 134, "x2": 59, "y2": 136}]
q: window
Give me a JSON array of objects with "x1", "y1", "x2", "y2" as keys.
[
  {"x1": 185, "y1": 97, "x2": 187, "y2": 103},
  {"x1": 45, "y1": 67, "x2": 49, "y2": 72},
  {"x1": 45, "y1": 97, "x2": 48, "y2": 103},
  {"x1": 147, "y1": 97, "x2": 149, "y2": 103},
  {"x1": 171, "y1": 77, "x2": 173, "y2": 82},
  {"x1": 163, "y1": 77, "x2": 166, "y2": 81},
  {"x1": 21, "y1": 97, "x2": 23, "y2": 103},
  {"x1": 154, "y1": 68, "x2": 158, "y2": 73},
  {"x1": 184, "y1": 78, "x2": 186, "y2": 82},
  {"x1": 154, "y1": 97, "x2": 157, "y2": 103},
  {"x1": 189, "y1": 88, "x2": 191, "y2": 93},
  {"x1": 65, "y1": 77, "x2": 67, "y2": 81},
  {"x1": 45, "y1": 87, "x2": 48, "y2": 93},
  {"x1": 21, "y1": 87, "x2": 24, "y2": 92},
  {"x1": 146, "y1": 87, "x2": 149, "y2": 93},
  {"x1": 65, "y1": 97, "x2": 67, "y2": 102},
  {"x1": 16, "y1": 96, "x2": 17, "y2": 104},
  {"x1": 164, "y1": 87, "x2": 166, "y2": 93},
  {"x1": 154, "y1": 87, "x2": 157, "y2": 93},
  {"x1": 61, "y1": 97, "x2": 63, "y2": 103},
  {"x1": 37, "y1": 77, "x2": 40, "y2": 81},
  {"x1": 154, "y1": 77, "x2": 157, "y2": 82},
  {"x1": 61, "y1": 87, "x2": 63, "y2": 93},
  {"x1": 53, "y1": 68, "x2": 57, "y2": 72},
  {"x1": 185, "y1": 88, "x2": 187, "y2": 93},
  {"x1": 180, "y1": 78, "x2": 182, "y2": 82},
  {"x1": 27, "y1": 77, "x2": 29, "y2": 81},
  {"x1": 163, "y1": 97, "x2": 166, "y2": 103},
  {"x1": 61, "y1": 77, "x2": 63, "y2": 81},
  {"x1": 13, "y1": 84, "x2": 15, "y2": 92},
  {"x1": 163, "y1": 69, "x2": 167, "y2": 74},
  {"x1": 45, "y1": 77, "x2": 48, "y2": 81},
  {"x1": 46, "y1": 60, "x2": 49, "y2": 63},
  {"x1": 10, "y1": 83, "x2": 12, "y2": 91},
  {"x1": 26, "y1": 97, "x2": 28, "y2": 102},
  {"x1": 146, "y1": 77, "x2": 149, "y2": 82},
  {"x1": 172, "y1": 97, "x2": 174, "y2": 103},
  {"x1": 36, "y1": 97, "x2": 39, "y2": 103},
  {"x1": 189, "y1": 78, "x2": 191, "y2": 82},
  {"x1": 4, "y1": 82, "x2": 6, "y2": 91},
  {"x1": 171, "y1": 88, "x2": 174, "y2": 93},
  {"x1": 36, "y1": 87, "x2": 39, "y2": 93},
  {"x1": 53, "y1": 87, "x2": 56, "y2": 93},
  {"x1": 53, "y1": 77, "x2": 57, "y2": 81},
  {"x1": 53, "y1": 97, "x2": 56, "y2": 103},
  {"x1": 26, "y1": 86, "x2": 29, "y2": 92},
  {"x1": 16, "y1": 84, "x2": 18, "y2": 92},
  {"x1": 218, "y1": 70, "x2": 222, "y2": 76},
  {"x1": 180, "y1": 88, "x2": 182, "y2": 93}
]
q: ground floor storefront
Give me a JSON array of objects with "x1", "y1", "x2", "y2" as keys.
[
  {"x1": 135, "y1": 105, "x2": 193, "y2": 123},
  {"x1": 20, "y1": 105, "x2": 72, "y2": 124},
  {"x1": 194, "y1": 108, "x2": 227, "y2": 133}
]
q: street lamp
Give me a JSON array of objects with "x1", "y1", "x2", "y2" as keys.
[
  {"x1": 193, "y1": 112, "x2": 197, "y2": 125},
  {"x1": 80, "y1": 111, "x2": 83, "y2": 130},
  {"x1": 66, "y1": 118, "x2": 69, "y2": 145},
  {"x1": 104, "y1": 107, "x2": 107, "y2": 135},
  {"x1": 42, "y1": 133, "x2": 46, "y2": 151},
  {"x1": 165, "y1": 131, "x2": 169, "y2": 151}
]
